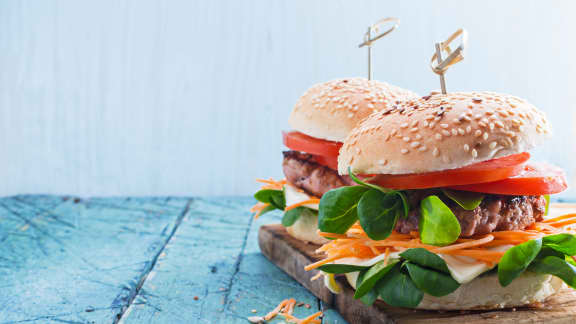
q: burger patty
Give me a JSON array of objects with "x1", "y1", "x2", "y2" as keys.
[
  {"x1": 282, "y1": 151, "x2": 355, "y2": 197},
  {"x1": 396, "y1": 190, "x2": 547, "y2": 237}
]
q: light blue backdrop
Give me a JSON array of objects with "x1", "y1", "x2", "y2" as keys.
[{"x1": 0, "y1": 0, "x2": 574, "y2": 198}]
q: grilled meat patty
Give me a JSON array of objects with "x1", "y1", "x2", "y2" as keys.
[
  {"x1": 282, "y1": 151, "x2": 354, "y2": 197},
  {"x1": 283, "y1": 150, "x2": 546, "y2": 236},
  {"x1": 396, "y1": 190, "x2": 546, "y2": 237}
]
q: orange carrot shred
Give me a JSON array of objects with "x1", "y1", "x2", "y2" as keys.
[{"x1": 285, "y1": 198, "x2": 321, "y2": 211}]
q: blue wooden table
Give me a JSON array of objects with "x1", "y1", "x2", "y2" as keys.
[{"x1": 0, "y1": 196, "x2": 347, "y2": 324}]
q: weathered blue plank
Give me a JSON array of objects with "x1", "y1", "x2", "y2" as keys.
[
  {"x1": 120, "y1": 197, "x2": 321, "y2": 323},
  {"x1": 0, "y1": 196, "x2": 191, "y2": 323}
]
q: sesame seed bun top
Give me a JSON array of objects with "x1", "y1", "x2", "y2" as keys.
[
  {"x1": 339, "y1": 91, "x2": 552, "y2": 175},
  {"x1": 288, "y1": 78, "x2": 417, "y2": 142}
]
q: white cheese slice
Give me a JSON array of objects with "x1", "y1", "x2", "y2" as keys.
[
  {"x1": 440, "y1": 245, "x2": 512, "y2": 284},
  {"x1": 283, "y1": 183, "x2": 319, "y2": 210},
  {"x1": 324, "y1": 245, "x2": 513, "y2": 288}
]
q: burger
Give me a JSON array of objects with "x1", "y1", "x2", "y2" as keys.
[
  {"x1": 305, "y1": 91, "x2": 573, "y2": 310},
  {"x1": 251, "y1": 77, "x2": 416, "y2": 245}
]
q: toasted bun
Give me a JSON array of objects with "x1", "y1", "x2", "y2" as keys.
[
  {"x1": 345, "y1": 271, "x2": 564, "y2": 310},
  {"x1": 339, "y1": 91, "x2": 552, "y2": 175},
  {"x1": 285, "y1": 211, "x2": 328, "y2": 245},
  {"x1": 289, "y1": 78, "x2": 417, "y2": 142}
]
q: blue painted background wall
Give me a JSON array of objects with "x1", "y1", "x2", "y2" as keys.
[{"x1": 0, "y1": 0, "x2": 574, "y2": 198}]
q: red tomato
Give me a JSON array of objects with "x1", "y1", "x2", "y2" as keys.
[
  {"x1": 368, "y1": 153, "x2": 531, "y2": 190},
  {"x1": 449, "y1": 162, "x2": 568, "y2": 195},
  {"x1": 283, "y1": 131, "x2": 342, "y2": 157},
  {"x1": 313, "y1": 154, "x2": 339, "y2": 170}
]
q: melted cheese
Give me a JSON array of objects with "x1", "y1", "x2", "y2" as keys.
[{"x1": 284, "y1": 184, "x2": 319, "y2": 210}]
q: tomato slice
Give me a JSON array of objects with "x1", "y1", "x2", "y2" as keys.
[
  {"x1": 283, "y1": 131, "x2": 342, "y2": 157},
  {"x1": 449, "y1": 162, "x2": 568, "y2": 195},
  {"x1": 313, "y1": 154, "x2": 339, "y2": 170},
  {"x1": 368, "y1": 153, "x2": 531, "y2": 190}
]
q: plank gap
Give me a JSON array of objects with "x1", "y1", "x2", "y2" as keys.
[
  {"x1": 222, "y1": 207, "x2": 256, "y2": 309},
  {"x1": 113, "y1": 197, "x2": 194, "y2": 323}
]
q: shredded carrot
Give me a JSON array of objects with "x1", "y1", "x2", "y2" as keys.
[
  {"x1": 285, "y1": 198, "x2": 321, "y2": 211},
  {"x1": 543, "y1": 213, "x2": 576, "y2": 223},
  {"x1": 256, "y1": 178, "x2": 286, "y2": 190},
  {"x1": 250, "y1": 202, "x2": 270, "y2": 219},
  {"x1": 261, "y1": 298, "x2": 323, "y2": 324},
  {"x1": 435, "y1": 235, "x2": 494, "y2": 253},
  {"x1": 546, "y1": 219, "x2": 576, "y2": 228},
  {"x1": 305, "y1": 254, "x2": 351, "y2": 271},
  {"x1": 306, "y1": 211, "x2": 576, "y2": 271},
  {"x1": 299, "y1": 311, "x2": 323, "y2": 324},
  {"x1": 264, "y1": 299, "x2": 290, "y2": 320}
]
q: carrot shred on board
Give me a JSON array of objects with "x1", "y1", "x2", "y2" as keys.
[
  {"x1": 260, "y1": 298, "x2": 323, "y2": 324},
  {"x1": 285, "y1": 198, "x2": 321, "y2": 211},
  {"x1": 299, "y1": 311, "x2": 323, "y2": 324},
  {"x1": 264, "y1": 299, "x2": 290, "y2": 320}
]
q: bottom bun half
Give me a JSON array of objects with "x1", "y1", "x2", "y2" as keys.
[
  {"x1": 345, "y1": 271, "x2": 564, "y2": 310},
  {"x1": 286, "y1": 211, "x2": 328, "y2": 245}
]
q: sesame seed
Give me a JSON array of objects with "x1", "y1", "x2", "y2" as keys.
[
  {"x1": 471, "y1": 149, "x2": 478, "y2": 158},
  {"x1": 415, "y1": 134, "x2": 422, "y2": 140},
  {"x1": 378, "y1": 159, "x2": 388, "y2": 166},
  {"x1": 495, "y1": 121, "x2": 504, "y2": 128},
  {"x1": 474, "y1": 114, "x2": 482, "y2": 120},
  {"x1": 442, "y1": 130, "x2": 451, "y2": 137},
  {"x1": 400, "y1": 123, "x2": 409, "y2": 129},
  {"x1": 442, "y1": 155, "x2": 452, "y2": 163},
  {"x1": 411, "y1": 120, "x2": 419, "y2": 127},
  {"x1": 489, "y1": 123, "x2": 495, "y2": 131},
  {"x1": 347, "y1": 113, "x2": 354, "y2": 118},
  {"x1": 391, "y1": 129, "x2": 397, "y2": 136},
  {"x1": 489, "y1": 141, "x2": 498, "y2": 149},
  {"x1": 474, "y1": 130, "x2": 482, "y2": 137},
  {"x1": 483, "y1": 132, "x2": 489, "y2": 140},
  {"x1": 423, "y1": 121, "x2": 429, "y2": 127},
  {"x1": 458, "y1": 128, "x2": 465, "y2": 135},
  {"x1": 410, "y1": 127, "x2": 419, "y2": 133},
  {"x1": 463, "y1": 144, "x2": 470, "y2": 152},
  {"x1": 432, "y1": 147, "x2": 440, "y2": 157},
  {"x1": 435, "y1": 133, "x2": 443, "y2": 140},
  {"x1": 451, "y1": 129, "x2": 458, "y2": 136},
  {"x1": 418, "y1": 146, "x2": 428, "y2": 152},
  {"x1": 429, "y1": 122, "x2": 436, "y2": 129},
  {"x1": 440, "y1": 123, "x2": 449, "y2": 129},
  {"x1": 401, "y1": 148, "x2": 409, "y2": 154},
  {"x1": 411, "y1": 141, "x2": 420, "y2": 148},
  {"x1": 466, "y1": 126, "x2": 472, "y2": 134},
  {"x1": 478, "y1": 122, "x2": 487, "y2": 127}
]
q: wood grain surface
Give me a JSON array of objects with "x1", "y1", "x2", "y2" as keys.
[
  {"x1": 0, "y1": 196, "x2": 347, "y2": 324},
  {"x1": 259, "y1": 204, "x2": 576, "y2": 324}
]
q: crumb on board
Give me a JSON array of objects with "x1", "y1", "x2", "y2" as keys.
[{"x1": 193, "y1": 296, "x2": 199, "y2": 301}]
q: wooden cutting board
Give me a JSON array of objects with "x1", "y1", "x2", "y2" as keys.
[{"x1": 258, "y1": 203, "x2": 576, "y2": 324}]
